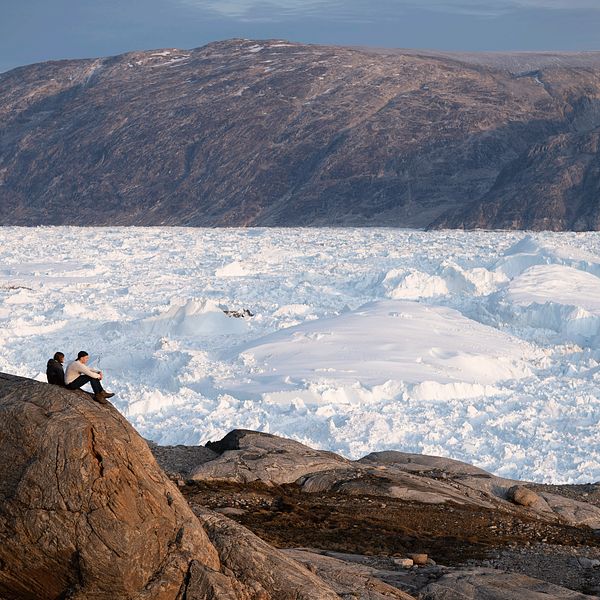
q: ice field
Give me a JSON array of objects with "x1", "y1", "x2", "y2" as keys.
[{"x1": 1, "y1": 227, "x2": 599, "y2": 483}]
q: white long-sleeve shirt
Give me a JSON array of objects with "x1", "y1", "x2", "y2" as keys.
[{"x1": 65, "y1": 360, "x2": 101, "y2": 385}]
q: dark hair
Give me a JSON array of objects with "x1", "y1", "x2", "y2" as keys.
[
  {"x1": 77, "y1": 351, "x2": 89, "y2": 359},
  {"x1": 53, "y1": 352, "x2": 64, "y2": 361}
]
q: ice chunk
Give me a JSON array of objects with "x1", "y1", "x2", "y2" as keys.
[
  {"x1": 142, "y1": 299, "x2": 247, "y2": 337},
  {"x1": 503, "y1": 264, "x2": 600, "y2": 344},
  {"x1": 229, "y1": 300, "x2": 534, "y2": 391}
]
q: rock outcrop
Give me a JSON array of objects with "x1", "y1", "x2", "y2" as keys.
[
  {"x1": 0, "y1": 375, "x2": 222, "y2": 599},
  {"x1": 420, "y1": 569, "x2": 594, "y2": 599},
  {"x1": 0, "y1": 373, "x2": 349, "y2": 599},
  {"x1": 1, "y1": 40, "x2": 600, "y2": 230},
  {"x1": 285, "y1": 553, "x2": 598, "y2": 600},
  {"x1": 179, "y1": 431, "x2": 600, "y2": 599},
  {"x1": 2, "y1": 372, "x2": 598, "y2": 600},
  {"x1": 195, "y1": 508, "x2": 339, "y2": 599},
  {"x1": 283, "y1": 550, "x2": 416, "y2": 600},
  {"x1": 192, "y1": 429, "x2": 350, "y2": 484},
  {"x1": 188, "y1": 431, "x2": 600, "y2": 530}
]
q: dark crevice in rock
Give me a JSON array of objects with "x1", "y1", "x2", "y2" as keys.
[
  {"x1": 89, "y1": 427, "x2": 104, "y2": 478},
  {"x1": 178, "y1": 560, "x2": 195, "y2": 600},
  {"x1": 54, "y1": 441, "x2": 68, "y2": 510}
]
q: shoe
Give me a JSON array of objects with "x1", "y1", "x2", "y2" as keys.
[
  {"x1": 93, "y1": 394, "x2": 109, "y2": 405},
  {"x1": 102, "y1": 391, "x2": 115, "y2": 399}
]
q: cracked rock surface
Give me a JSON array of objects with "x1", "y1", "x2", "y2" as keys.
[{"x1": 0, "y1": 373, "x2": 223, "y2": 599}]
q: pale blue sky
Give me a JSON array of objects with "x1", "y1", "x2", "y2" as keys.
[{"x1": 1, "y1": 0, "x2": 599, "y2": 73}]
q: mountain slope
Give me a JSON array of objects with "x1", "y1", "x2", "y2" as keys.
[{"x1": 1, "y1": 39, "x2": 600, "y2": 228}]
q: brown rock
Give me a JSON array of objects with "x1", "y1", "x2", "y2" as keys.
[
  {"x1": 179, "y1": 561, "x2": 251, "y2": 600},
  {"x1": 195, "y1": 508, "x2": 340, "y2": 599},
  {"x1": 0, "y1": 373, "x2": 342, "y2": 599},
  {"x1": 408, "y1": 554, "x2": 428, "y2": 566},
  {"x1": 0, "y1": 374, "x2": 228, "y2": 599},
  {"x1": 507, "y1": 485, "x2": 544, "y2": 508},
  {"x1": 394, "y1": 558, "x2": 415, "y2": 569}
]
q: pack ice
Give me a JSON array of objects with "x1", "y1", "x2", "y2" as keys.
[{"x1": 0, "y1": 228, "x2": 599, "y2": 483}]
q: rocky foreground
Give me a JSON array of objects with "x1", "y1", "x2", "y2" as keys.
[
  {"x1": 1, "y1": 40, "x2": 600, "y2": 230},
  {"x1": 0, "y1": 372, "x2": 599, "y2": 599}
]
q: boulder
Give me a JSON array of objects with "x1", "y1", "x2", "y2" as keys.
[
  {"x1": 0, "y1": 374, "x2": 223, "y2": 599},
  {"x1": 0, "y1": 373, "x2": 342, "y2": 599},
  {"x1": 408, "y1": 554, "x2": 428, "y2": 566},
  {"x1": 394, "y1": 559, "x2": 415, "y2": 569},
  {"x1": 507, "y1": 485, "x2": 547, "y2": 509}
]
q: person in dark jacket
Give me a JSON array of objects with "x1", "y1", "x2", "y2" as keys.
[{"x1": 46, "y1": 352, "x2": 66, "y2": 386}]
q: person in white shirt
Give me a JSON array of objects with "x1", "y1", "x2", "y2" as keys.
[{"x1": 65, "y1": 351, "x2": 115, "y2": 404}]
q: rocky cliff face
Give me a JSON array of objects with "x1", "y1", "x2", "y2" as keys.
[{"x1": 1, "y1": 40, "x2": 600, "y2": 229}]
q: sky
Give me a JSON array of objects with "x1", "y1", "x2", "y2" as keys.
[{"x1": 1, "y1": 0, "x2": 600, "y2": 73}]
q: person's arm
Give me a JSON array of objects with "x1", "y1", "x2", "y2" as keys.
[{"x1": 77, "y1": 362, "x2": 101, "y2": 379}]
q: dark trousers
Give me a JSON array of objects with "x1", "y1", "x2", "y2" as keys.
[{"x1": 66, "y1": 375, "x2": 104, "y2": 395}]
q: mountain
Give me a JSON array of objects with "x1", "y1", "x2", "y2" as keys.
[{"x1": 1, "y1": 39, "x2": 599, "y2": 229}]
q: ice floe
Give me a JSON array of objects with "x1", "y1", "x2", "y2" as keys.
[{"x1": 228, "y1": 300, "x2": 534, "y2": 392}]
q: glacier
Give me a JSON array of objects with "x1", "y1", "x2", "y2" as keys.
[{"x1": 1, "y1": 227, "x2": 599, "y2": 484}]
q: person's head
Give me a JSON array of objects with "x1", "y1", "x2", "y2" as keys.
[
  {"x1": 53, "y1": 352, "x2": 65, "y2": 364},
  {"x1": 77, "y1": 350, "x2": 89, "y2": 364}
]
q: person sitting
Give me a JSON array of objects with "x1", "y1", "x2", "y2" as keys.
[
  {"x1": 65, "y1": 351, "x2": 115, "y2": 404},
  {"x1": 46, "y1": 352, "x2": 66, "y2": 386}
]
